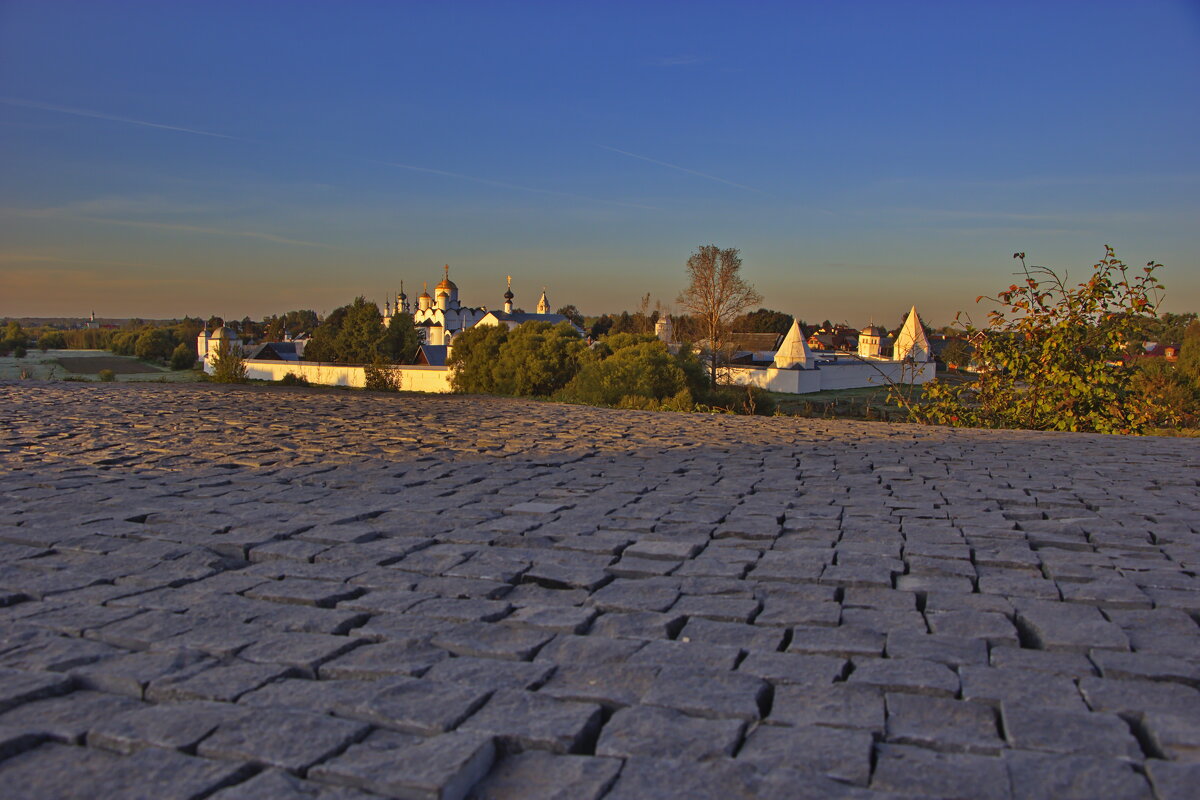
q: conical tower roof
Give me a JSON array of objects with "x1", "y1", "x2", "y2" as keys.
[
  {"x1": 894, "y1": 306, "x2": 931, "y2": 362},
  {"x1": 772, "y1": 319, "x2": 815, "y2": 369}
]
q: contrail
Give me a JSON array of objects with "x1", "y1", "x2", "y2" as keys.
[
  {"x1": 2, "y1": 96, "x2": 657, "y2": 210},
  {"x1": 0, "y1": 97, "x2": 243, "y2": 140},
  {"x1": 596, "y1": 144, "x2": 761, "y2": 193},
  {"x1": 371, "y1": 159, "x2": 660, "y2": 210},
  {"x1": 6, "y1": 207, "x2": 334, "y2": 248}
]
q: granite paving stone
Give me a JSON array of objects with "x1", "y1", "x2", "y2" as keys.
[
  {"x1": 237, "y1": 632, "x2": 365, "y2": 677},
  {"x1": 422, "y1": 656, "x2": 555, "y2": 692},
  {"x1": 0, "y1": 689, "x2": 141, "y2": 744},
  {"x1": 70, "y1": 648, "x2": 216, "y2": 698},
  {"x1": 208, "y1": 768, "x2": 382, "y2": 799},
  {"x1": 1003, "y1": 751, "x2": 1153, "y2": 800},
  {"x1": 736, "y1": 651, "x2": 846, "y2": 686},
  {"x1": 468, "y1": 751, "x2": 622, "y2": 800},
  {"x1": 641, "y1": 666, "x2": 768, "y2": 721},
  {"x1": 236, "y1": 677, "x2": 374, "y2": 714},
  {"x1": 0, "y1": 666, "x2": 74, "y2": 712},
  {"x1": 4, "y1": 383, "x2": 1199, "y2": 798},
  {"x1": 595, "y1": 704, "x2": 745, "y2": 760},
  {"x1": 1001, "y1": 705, "x2": 1143, "y2": 760},
  {"x1": 586, "y1": 609, "x2": 683, "y2": 639},
  {"x1": 308, "y1": 729, "x2": 494, "y2": 800},
  {"x1": 317, "y1": 640, "x2": 450, "y2": 680},
  {"x1": 197, "y1": 707, "x2": 370, "y2": 772},
  {"x1": 606, "y1": 757, "x2": 874, "y2": 800},
  {"x1": 145, "y1": 660, "x2": 296, "y2": 703},
  {"x1": 871, "y1": 743, "x2": 1012, "y2": 800},
  {"x1": 0, "y1": 741, "x2": 256, "y2": 800},
  {"x1": 1139, "y1": 711, "x2": 1200, "y2": 762},
  {"x1": 457, "y1": 689, "x2": 603, "y2": 754},
  {"x1": 885, "y1": 692, "x2": 1004, "y2": 755},
  {"x1": 736, "y1": 723, "x2": 873, "y2": 785},
  {"x1": 334, "y1": 675, "x2": 491, "y2": 735},
  {"x1": 846, "y1": 656, "x2": 960, "y2": 697},
  {"x1": 87, "y1": 700, "x2": 247, "y2": 754},
  {"x1": 537, "y1": 664, "x2": 659, "y2": 708},
  {"x1": 1145, "y1": 759, "x2": 1200, "y2": 800},
  {"x1": 767, "y1": 683, "x2": 886, "y2": 730},
  {"x1": 959, "y1": 665, "x2": 1088, "y2": 711}
]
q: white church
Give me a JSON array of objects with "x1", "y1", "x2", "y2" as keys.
[
  {"x1": 719, "y1": 306, "x2": 935, "y2": 394},
  {"x1": 382, "y1": 266, "x2": 581, "y2": 349}
]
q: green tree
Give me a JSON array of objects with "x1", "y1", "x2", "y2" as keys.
[
  {"x1": 449, "y1": 321, "x2": 586, "y2": 397},
  {"x1": 676, "y1": 245, "x2": 762, "y2": 388},
  {"x1": 447, "y1": 324, "x2": 510, "y2": 393},
  {"x1": 210, "y1": 338, "x2": 247, "y2": 383},
  {"x1": 304, "y1": 298, "x2": 404, "y2": 364},
  {"x1": 334, "y1": 297, "x2": 386, "y2": 364},
  {"x1": 302, "y1": 306, "x2": 347, "y2": 362},
  {"x1": 732, "y1": 308, "x2": 795, "y2": 336},
  {"x1": 939, "y1": 338, "x2": 972, "y2": 370},
  {"x1": 1177, "y1": 320, "x2": 1200, "y2": 385},
  {"x1": 134, "y1": 328, "x2": 174, "y2": 361},
  {"x1": 170, "y1": 342, "x2": 196, "y2": 370},
  {"x1": 38, "y1": 331, "x2": 66, "y2": 351},
  {"x1": 1130, "y1": 358, "x2": 1199, "y2": 429},
  {"x1": 904, "y1": 247, "x2": 1167, "y2": 434},
  {"x1": 558, "y1": 333, "x2": 702, "y2": 409},
  {"x1": 589, "y1": 314, "x2": 614, "y2": 339},
  {"x1": 556, "y1": 305, "x2": 585, "y2": 328},
  {"x1": 491, "y1": 322, "x2": 588, "y2": 396},
  {"x1": 364, "y1": 360, "x2": 403, "y2": 391},
  {"x1": 381, "y1": 312, "x2": 421, "y2": 364}
]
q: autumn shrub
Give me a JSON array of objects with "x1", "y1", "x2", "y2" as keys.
[{"x1": 902, "y1": 247, "x2": 1168, "y2": 434}]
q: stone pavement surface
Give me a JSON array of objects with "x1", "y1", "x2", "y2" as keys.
[{"x1": 1, "y1": 381, "x2": 1198, "y2": 799}]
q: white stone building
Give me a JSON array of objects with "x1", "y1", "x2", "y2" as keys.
[
  {"x1": 196, "y1": 325, "x2": 244, "y2": 371},
  {"x1": 383, "y1": 268, "x2": 581, "y2": 345},
  {"x1": 724, "y1": 306, "x2": 936, "y2": 394}
]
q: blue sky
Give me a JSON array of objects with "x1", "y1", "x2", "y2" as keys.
[{"x1": 2, "y1": 0, "x2": 1197, "y2": 326}]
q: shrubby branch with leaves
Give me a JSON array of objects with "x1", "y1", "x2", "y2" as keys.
[{"x1": 902, "y1": 246, "x2": 1167, "y2": 434}]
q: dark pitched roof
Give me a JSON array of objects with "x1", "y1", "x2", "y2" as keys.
[
  {"x1": 415, "y1": 344, "x2": 447, "y2": 367},
  {"x1": 245, "y1": 342, "x2": 300, "y2": 361}
]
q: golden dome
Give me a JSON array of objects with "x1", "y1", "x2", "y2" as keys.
[{"x1": 436, "y1": 264, "x2": 457, "y2": 292}]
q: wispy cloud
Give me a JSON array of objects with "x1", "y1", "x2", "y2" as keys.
[
  {"x1": 0, "y1": 252, "x2": 163, "y2": 270},
  {"x1": 369, "y1": 158, "x2": 660, "y2": 210},
  {"x1": 596, "y1": 144, "x2": 761, "y2": 193},
  {"x1": 0, "y1": 97, "x2": 243, "y2": 141},
  {"x1": 2, "y1": 206, "x2": 337, "y2": 248},
  {"x1": 2, "y1": 97, "x2": 657, "y2": 211},
  {"x1": 651, "y1": 55, "x2": 706, "y2": 67}
]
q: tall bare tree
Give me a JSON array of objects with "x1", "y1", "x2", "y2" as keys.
[{"x1": 677, "y1": 245, "x2": 762, "y2": 387}]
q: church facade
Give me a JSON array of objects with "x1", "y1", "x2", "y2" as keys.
[{"x1": 382, "y1": 266, "x2": 580, "y2": 345}]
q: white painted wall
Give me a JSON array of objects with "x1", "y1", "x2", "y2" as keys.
[
  {"x1": 724, "y1": 360, "x2": 934, "y2": 394},
  {"x1": 209, "y1": 359, "x2": 454, "y2": 393}
]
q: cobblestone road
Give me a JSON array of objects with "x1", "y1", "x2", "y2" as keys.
[{"x1": 1, "y1": 382, "x2": 1198, "y2": 799}]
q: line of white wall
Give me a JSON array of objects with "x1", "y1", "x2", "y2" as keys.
[
  {"x1": 223, "y1": 360, "x2": 454, "y2": 393},
  {"x1": 723, "y1": 360, "x2": 935, "y2": 394}
]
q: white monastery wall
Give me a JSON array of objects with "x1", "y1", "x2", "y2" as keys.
[
  {"x1": 215, "y1": 359, "x2": 453, "y2": 393},
  {"x1": 724, "y1": 360, "x2": 934, "y2": 394}
]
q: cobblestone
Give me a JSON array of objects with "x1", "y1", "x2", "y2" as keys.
[{"x1": 1, "y1": 382, "x2": 1198, "y2": 797}]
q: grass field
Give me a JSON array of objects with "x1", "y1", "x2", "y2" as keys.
[
  {"x1": 766, "y1": 369, "x2": 976, "y2": 421},
  {"x1": 0, "y1": 350, "x2": 200, "y2": 382}
]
